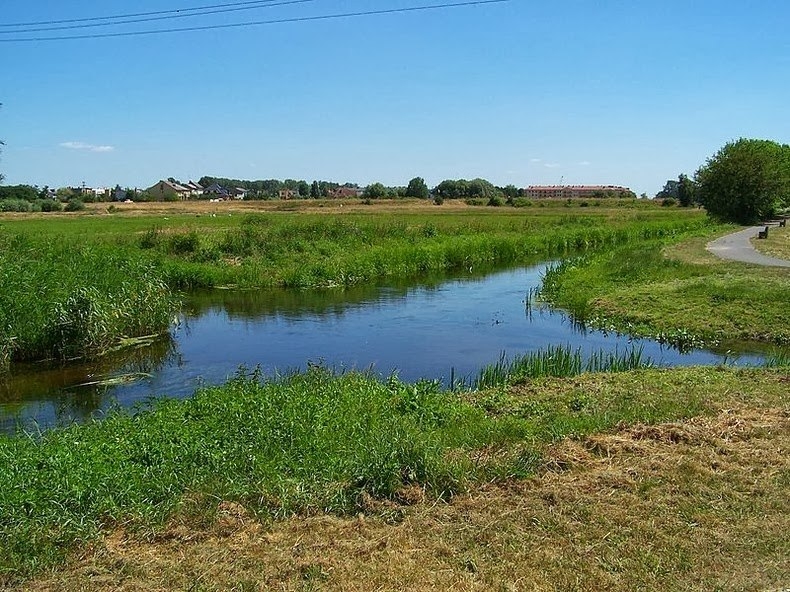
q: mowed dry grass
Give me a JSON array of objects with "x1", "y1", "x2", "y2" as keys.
[
  {"x1": 19, "y1": 375, "x2": 789, "y2": 592},
  {"x1": 753, "y1": 222, "x2": 790, "y2": 261}
]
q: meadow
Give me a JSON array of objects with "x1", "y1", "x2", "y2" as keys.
[{"x1": 1, "y1": 199, "x2": 788, "y2": 589}]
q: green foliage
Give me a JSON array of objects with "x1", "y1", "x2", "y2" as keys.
[
  {"x1": 433, "y1": 178, "x2": 502, "y2": 201},
  {"x1": 0, "y1": 184, "x2": 38, "y2": 202},
  {"x1": 405, "y1": 177, "x2": 430, "y2": 199},
  {"x1": 363, "y1": 182, "x2": 390, "y2": 199},
  {"x1": 0, "y1": 235, "x2": 177, "y2": 369},
  {"x1": 64, "y1": 198, "x2": 85, "y2": 212},
  {"x1": 696, "y1": 138, "x2": 790, "y2": 224},
  {"x1": 677, "y1": 173, "x2": 696, "y2": 207}
]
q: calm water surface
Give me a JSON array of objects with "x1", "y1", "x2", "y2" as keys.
[{"x1": 0, "y1": 263, "x2": 770, "y2": 433}]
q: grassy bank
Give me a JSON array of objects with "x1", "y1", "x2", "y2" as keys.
[
  {"x1": 540, "y1": 234, "x2": 790, "y2": 348},
  {"x1": 2, "y1": 363, "x2": 787, "y2": 588},
  {"x1": 0, "y1": 204, "x2": 710, "y2": 368}
]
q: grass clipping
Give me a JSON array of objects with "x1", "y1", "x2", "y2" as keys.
[{"x1": 14, "y1": 368, "x2": 790, "y2": 592}]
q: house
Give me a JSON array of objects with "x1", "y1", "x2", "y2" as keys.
[
  {"x1": 278, "y1": 188, "x2": 297, "y2": 200},
  {"x1": 184, "y1": 181, "x2": 204, "y2": 197},
  {"x1": 328, "y1": 186, "x2": 363, "y2": 199},
  {"x1": 146, "y1": 180, "x2": 192, "y2": 201},
  {"x1": 231, "y1": 187, "x2": 248, "y2": 200},
  {"x1": 203, "y1": 182, "x2": 230, "y2": 199},
  {"x1": 524, "y1": 185, "x2": 633, "y2": 199}
]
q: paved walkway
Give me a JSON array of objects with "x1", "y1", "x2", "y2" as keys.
[{"x1": 706, "y1": 223, "x2": 790, "y2": 268}]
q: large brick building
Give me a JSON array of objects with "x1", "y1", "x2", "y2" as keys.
[{"x1": 524, "y1": 185, "x2": 633, "y2": 199}]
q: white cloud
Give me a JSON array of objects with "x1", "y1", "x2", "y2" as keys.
[
  {"x1": 578, "y1": 160, "x2": 591, "y2": 166},
  {"x1": 60, "y1": 141, "x2": 115, "y2": 153},
  {"x1": 529, "y1": 158, "x2": 542, "y2": 163},
  {"x1": 543, "y1": 163, "x2": 561, "y2": 168}
]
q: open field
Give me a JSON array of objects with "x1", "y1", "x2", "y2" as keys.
[{"x1": 4, "y1": 366, "x2": 788, "y2": 591}]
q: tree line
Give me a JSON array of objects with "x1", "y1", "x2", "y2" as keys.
[{"x1": 658, "y1": 138, "x2": 790, "y2": 224}]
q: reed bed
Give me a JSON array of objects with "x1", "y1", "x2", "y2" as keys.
[
  {"x1": 0, "y1": 234, "x2": 176, "y2": 371},
  {"x1": 472, "y1": 345, "x2": 653, "y2": 390}
]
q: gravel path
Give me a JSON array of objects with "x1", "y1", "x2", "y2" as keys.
[{"x1": 706, "y1": 224, "x2": 790, "y2": 267}]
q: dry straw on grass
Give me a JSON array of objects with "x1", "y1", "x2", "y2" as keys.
[{"x1": 21, "y1": 403, "x2": 789, "y2": 592}]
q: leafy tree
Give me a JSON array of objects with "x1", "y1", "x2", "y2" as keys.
[
  {"x1": 297, "y1": 180, "x2": 310, "y2": 198},
  {"x1": 655, "y1": 179, "x2": 679, "y2": 200},
  {"x1": 696, "y1": 138, "x2": 790, "y2": 224},
  {"x1": 0, "y1": 184, "x2": 38, "y2": 201},
  {"x1": 676, "y1": 174, "x2": 696, "y2": 207},
  {"x1": 500, "y1": 184, "x2": 521, "y2": 202},
  {"x1": 56, "y1": 187, "x2": 76, "y2": 201},
  {"x1": 405, "y1": 176, "x2": 429, "y2": 199},
  {"x1": 363, "y1": 182, "x2": 389, "y2": 199},
  {"x1": 310, "y1": 180, "x2": 321, "y2": 199}
]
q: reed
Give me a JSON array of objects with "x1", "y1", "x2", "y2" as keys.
[
  {"x1": 0, "y1": 234, "x2": 177, "y2": 370},
  {"x1": 473, "y1": 345, "x2": 653, "y2": 389}
]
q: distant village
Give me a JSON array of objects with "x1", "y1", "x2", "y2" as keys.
[{"x1": 1, "y1": 175, "x2": 644, "y2": 209}]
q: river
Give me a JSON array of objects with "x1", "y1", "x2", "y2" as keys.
[{"x1": 0, "y1": 262, "x2": 771, "y2": 434}]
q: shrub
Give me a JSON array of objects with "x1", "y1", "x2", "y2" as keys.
[
  {"x1": 487, "y1": 195, "x2": 504, "y2": 207},
  {"x1": 65, "y1": 199, "x2": 85, "y2": 212},
  {"x1": 433, "y1": 195, "x2": 444, "y2": 205},
  {"x1": 662, "y1": 198, "x2": 677, "y2": 207}
]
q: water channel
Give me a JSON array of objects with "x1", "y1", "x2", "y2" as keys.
[{"x1": 0, "y1": 262, "x2": 772, "y2": 434}]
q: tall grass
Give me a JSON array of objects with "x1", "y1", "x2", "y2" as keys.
[
  {"x1": 0, "y1": 234, "x2": 177, "y2": 370},
  {"x1": 144, "y1": 214, "x2": 712, "y2": 289},
  {"x1": 473, "y1": 345, "x2": 653, "y2": 389}
]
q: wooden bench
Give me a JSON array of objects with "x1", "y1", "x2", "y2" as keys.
[{"x1": 758, "y1": 226, "x2": 769, "y2": 239}]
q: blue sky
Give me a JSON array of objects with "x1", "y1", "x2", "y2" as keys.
[{"x1": 1, "y1": 0, "x2": 788, "y2": 195}]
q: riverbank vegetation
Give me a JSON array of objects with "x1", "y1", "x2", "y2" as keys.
[
  {"x1": 539, "y1": 228, "x2": 790, "y2": 348},
  {"x1": 2, "y1": 364, "x2": 787, "y2": 589},
  {"x1": 0, "y1": 202, "x2": 711, "y2": 370}
]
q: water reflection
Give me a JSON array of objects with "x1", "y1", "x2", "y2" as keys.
[
  {"x1": 0, "y1": 262, "x2": 778, "y2": 434},
  {"x1": 0, "y1": 335, "x2": 177, "y2": 433}
]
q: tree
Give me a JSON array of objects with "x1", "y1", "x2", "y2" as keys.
[
  {"x1": 363, "y1": 182, "x2": 389, "y2": 199},
  {"x1": 696, "y1": 138, "x2": 790, "y2": 224},
  {"x1": 676, "y1": 174, "x2": 696, "y2": 207},
  {"x1": 405, "y1": 177, "x2": 429, "y2": 199},
  {"x1": 655, "y1": 179, "x2": 679, "y2": 200},
  {"x1": 297, "y1": 180, "x2": 310, "y2": 198}
]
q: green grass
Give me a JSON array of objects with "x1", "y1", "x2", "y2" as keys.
[
  {"x1": 2, "y1": 362, "x2": 787, "y2": 584},
  {"x1": 0, "y1": 233, "x2": 177, "y2": 369},
  {"x1": 539, "y1": 238, "x2": 790, "y2": 348}
]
